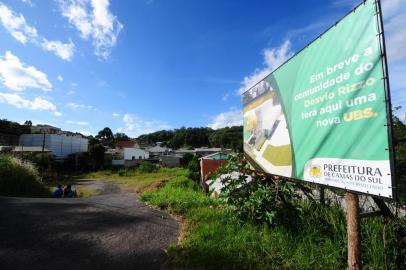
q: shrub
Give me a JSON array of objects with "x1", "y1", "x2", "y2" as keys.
[
  {"x1": 186, "y1": 156, "x2": 200, "y2": 182},
  {"x1": 0, "y1": 154, "x2": 50, "y2": 197},
  {"x1": 137, "y1": 161, "x2": 157, "y2": 173},
  {"x1": 214, "y1": 154, "x2": 300, "y2": 225},
  {"x1": 118, "y1": 168, "x2": 128, "y2": 176}
]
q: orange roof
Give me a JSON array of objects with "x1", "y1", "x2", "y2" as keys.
[{"x1": 116, "y1": 140, "x2": 138, "y2": 148}]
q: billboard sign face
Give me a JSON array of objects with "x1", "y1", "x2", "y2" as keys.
[{"x1": 243, "y1": 0, "x2": 394, "y2": 198}]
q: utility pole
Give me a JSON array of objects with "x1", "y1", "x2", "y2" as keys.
[{"x1": 346, "y1": 192, "x2": 361, "y2": 270}]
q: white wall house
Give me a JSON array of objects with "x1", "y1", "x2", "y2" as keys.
[{"x1": 123, "y1": 148, "x2": 149, "y2": 160}]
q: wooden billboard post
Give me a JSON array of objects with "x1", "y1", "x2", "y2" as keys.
[{"x1": 346, "y1": 192, "x2": 361, "y2": 270}]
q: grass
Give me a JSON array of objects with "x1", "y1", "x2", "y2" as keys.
[
  {"x1": 0, "y1": 154, "x2": 50, "y2": 197},
  {"x1": 80, "y1": 167, "x2": 187, "y2": 193},
  {"x1": 141, "y1": 176, "x2": 406, "y2": 270},
  {"x1": 141, "y1": 175, "x2": 217, "y2": 214}
]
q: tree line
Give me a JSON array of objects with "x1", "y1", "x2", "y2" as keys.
[
  {"x1": 137, "y1": 126, "x2": 243, "y2": 152},
  {"x1": 0, "y1": 119, "x2": 30, "y2": 135}
]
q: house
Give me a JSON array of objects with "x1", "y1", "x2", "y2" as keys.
[
  {"x1": 124, "y1": 148, "x2": 149, "y2": 160},
  {"x1": 19, "y1": 134, "x2": 88, "y2": 159},
  {"x1": 147, "y1": 144, "x2": 171, "y2": 157},
  {"x1": 121, "y1": 147, "x2": 150, "y2": 167},
  {"x1": 199, "y1": 152, "x2": 230, "y2": 186}
]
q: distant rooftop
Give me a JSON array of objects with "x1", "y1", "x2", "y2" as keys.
[
  {"x1": 200, "y1": 152, "x2": 230, "y2": 160},
  {"x1": 116, "y1": 140, "x2": 138, "y2": 149}
]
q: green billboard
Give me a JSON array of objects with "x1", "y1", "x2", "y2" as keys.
[{"x1": 243, "y1": 0, "x2": 394, "y2": 198}]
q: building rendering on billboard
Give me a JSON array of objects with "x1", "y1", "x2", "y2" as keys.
[{"x1": 243, "y1": 0, "x2": 394, "y2": 198}]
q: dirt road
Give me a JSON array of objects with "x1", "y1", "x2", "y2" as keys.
[{"x1": 0, "y1": 181, "x2": 179, "y2": 270}]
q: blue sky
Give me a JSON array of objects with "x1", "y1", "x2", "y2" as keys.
[{"x1": 0, "y1": 0, "x2": 405, "y2": 137}]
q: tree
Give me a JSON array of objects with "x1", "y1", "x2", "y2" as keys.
[
  {"x1": 96, "y1": 127, "x2": 114, "y2": 145},
  {"x1": 114, "y1": 132, "x2": 130, "y2": 141},
  {"x1": 24, "y1": 120, "x2": 32, "y2": 127},
  {"x1": 0, "y1": 119, "x2": 30, "y2": 135},
  {"x1": 181, "y1": 153, "x2": 194, "y2": 167},
  {"x1": 89, "y1": 144, "x2": 105, "y2": 170},
  {"x1": 87, "y1": 135, "x2": 100, "y2": 146}
]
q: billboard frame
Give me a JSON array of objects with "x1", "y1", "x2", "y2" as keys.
[
  {"x1": 375, "y1": 0, "x2": 397, "y2": 202},
  {"x1": 242, "y1": 0, "x2": 397, "y2": 201}
]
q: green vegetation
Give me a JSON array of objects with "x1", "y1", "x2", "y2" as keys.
[
  {"x1": 141, "y1": 176, "x2": 216, "y2": 214},
  {"x1": 137, "y1": 126, "x2": 243, "y2": 152},
  {"x1": 0, "y1": 119, "x2": 30, "y2": 135},
  {"x1": 393, "y1": 110, "x2": 406, "y2": 204},
  {"x1": 142, "y1": 174, "x2": 405, "y2": 269},
  {"x1": 81, "y1": 167, "x2": 186, "y2": 192},
  {"x1": 0, "y1": 154, "x2": 50, "y2": 197}
]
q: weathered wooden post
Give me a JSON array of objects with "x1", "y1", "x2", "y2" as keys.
[{"x1": 346, "y1": 192, "x2": 361, "y2": 270}]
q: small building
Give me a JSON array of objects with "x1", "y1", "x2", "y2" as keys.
[
  {"x1": 123, "y1": 148, "x2": 149, "y2": 160},
  {"x1": 147, "y1": 144, "x2": 171, "y2": 157}
]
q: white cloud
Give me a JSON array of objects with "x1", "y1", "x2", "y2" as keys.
[
  {"x1": 57, "y1": 75, "x2": 63, "y2": 81},
  {"x1": 0, "y1": 51, "x2": 52, "y2": 91},
  {"x1": 66, "y1": 90, "x2": 75, "y2": 95},
  {"x1": 78, "y1": 130, "x2": 92, "y2": 136},
  {"x1": 66, "y1": 102, "x2": 94, "y2": 110},
  {"x1": 112, "y1": 112, "x2": 119, "y2": 117},
  {"x1": 208, "y1": 108, "x2": 242, "y2": 130},
  {"x1": 0, "y1": 3, "x2": 75, "y2": 61},
  {"x1": 54, "y1": 111, "x2": 63, "y2": 116},
  {"x1": 21, "y1": 0, "x2": 35, "y2": 7},
  {"x1": 237, "y1": 40, "x2": 294, "y2": 95},
  {"x1": 0, "y1": 2, "x2": 38, "y2": 43},
  {"x1": 58, "y1": 0, "x2": 123, "y2": 59},
  {"x1": 0, "y1": 92, "x2": 56, "y2": 110},
  {"x1": 66, "y1": 120, "x2": 89, "y2": 125},
  {"x1": 119, "y1": 113, "x2": 171, "y2": 137},
  {"x1": 41, "y1": 39, "x2": 75, "y2": 61}
]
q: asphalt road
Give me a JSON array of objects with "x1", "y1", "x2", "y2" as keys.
[{"x1": 0, "y1": 181, "x2": 179, "y2": 270}]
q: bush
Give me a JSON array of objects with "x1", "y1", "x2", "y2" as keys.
[
  {"x1": 137, "y1": 161, "x2": 157, "y2": 173},
  {"x1": 0, "y1": 154, "x2": 50, "y2": 197},
  {"x1": 214, "y1": 154, "x2": 299, "y2": 225},
  {"x1": 186, "y1": 156, "x2": 200, "y2": 182},
  {"x1": 118, "y1": 168, "x2": 127, "y2": 176}
]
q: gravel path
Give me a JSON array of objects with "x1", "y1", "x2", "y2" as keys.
[{"x1": 0, "y1": 181, "x2": 179, "y2": 270}]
